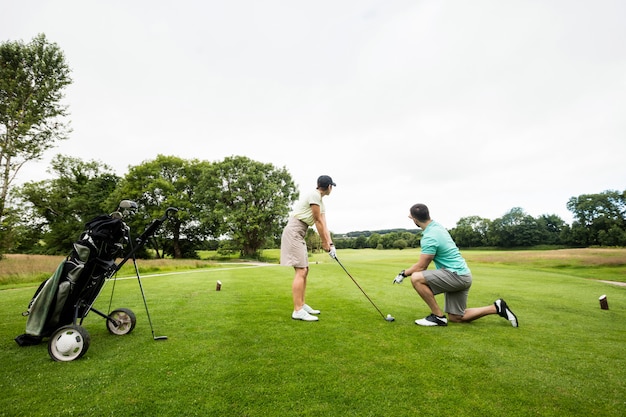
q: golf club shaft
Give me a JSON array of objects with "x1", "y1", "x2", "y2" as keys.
[
  {"x1": 132, "y1": 257, "x2": 160, "y2": 339},
  {"x1": 334, "y1": 257, "x2": 386, "y2": 319}
]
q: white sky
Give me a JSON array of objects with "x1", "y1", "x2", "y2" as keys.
[{"x1": 3, "y1": 0, "x2": 625, "y2": 233}]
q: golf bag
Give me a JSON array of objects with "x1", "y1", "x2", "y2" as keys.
[
  {"x1": 15, "y1": 214, "x2": 128, "y2": 346},
  {"x1": 14, "y1": 202, "x2": 177, "y2": 361}
]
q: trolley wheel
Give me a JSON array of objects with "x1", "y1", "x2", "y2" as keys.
[
  {"x1": 106, "y1": 308, "x2": 136, "y2": 335},
  {"x1": 48, "y1": 325, "x2": 90, "y2": 362}
]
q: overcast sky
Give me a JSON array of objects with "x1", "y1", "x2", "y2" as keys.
[{"x1": 3, "y1": 0, "x2": 625, "y2": 233}]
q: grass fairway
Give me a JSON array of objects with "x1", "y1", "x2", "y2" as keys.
[{"x1": 1, "y1": 249, "x2": 625, "y2": 416}]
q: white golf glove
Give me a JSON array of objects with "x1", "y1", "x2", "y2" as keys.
[
  {"x1": 328, "y1": 245, "x2": 337, "y2": 259},
  {"x1": 392, "y1": 270, "x2": 406, "y2": 284}
]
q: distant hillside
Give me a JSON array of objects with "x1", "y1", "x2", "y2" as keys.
[{"x1": 336, "y1": 228, "x2": 420, "y2": 238}]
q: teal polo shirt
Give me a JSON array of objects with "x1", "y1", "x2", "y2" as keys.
[{"x1": 420, "y1": 221, "x2": 471, "y2": 275}]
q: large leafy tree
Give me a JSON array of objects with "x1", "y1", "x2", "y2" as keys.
[
  {"x1": 450, "y1": 215, "x2": 491, "y2": 248},
  {"x1": 15, "y1": 155, "x2": 119, "y2": 254},
  {"x1": 0, "y1": 34, "x2": 72, "y2": 247},
  {"x1": 488, "y1": 207, "x2": 542, "y2": 248},
  {"x1": 109, "y1": 155, "x2": 211, "y2": 259},
  {"x1": 536, "y1": 214, "x2": 567, "y2": 245},
  {"x1": 200, "y1": 156, "x2": 298, "y2": 257},
  {"x1": 566, "y1": 190, "x2": 626, "y2": 246}
]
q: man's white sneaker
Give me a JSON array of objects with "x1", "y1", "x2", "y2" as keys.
[
  {"x1": 415, "y1": 313, "x2": 448, "y2": 327},
  {"x1": 292, "y1": 309, "x2": 319, "y2": 321},
  {"x1": 302, "y1": 304, "x2": 320, "y2": 315},
  {"x1": 494, "y1": 299, "x2": 519, "y2": 327}
]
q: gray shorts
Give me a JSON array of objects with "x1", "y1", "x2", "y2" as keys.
[
  {"x1": 280, "y1": 217, "x2": 309, "y2": 268},
  {"x1": 423, "y1": 269, "x2": 472, "y2": 316}
]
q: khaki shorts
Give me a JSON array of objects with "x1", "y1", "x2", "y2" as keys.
[
  {"x1": 280, "y1": 217, "x2": 309, "y2": 268},
  {"x1": 423, "y1": 269, "x2": 472, "y2": 316}
]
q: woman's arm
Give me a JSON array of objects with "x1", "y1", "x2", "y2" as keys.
[{"x1": 311, "y1": 204, "x2": 332, "y2": 251}]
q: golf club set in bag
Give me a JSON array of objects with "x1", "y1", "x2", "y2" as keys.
[{"x1": 14, "y1": 201, "x2": 178, "y2": 362}]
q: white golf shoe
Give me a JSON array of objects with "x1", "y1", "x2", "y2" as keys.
[
  {"x1": 415, "y1": 313, "x2": 448, "y2": 327},
  {"x1": 302, "y1": 304, "x2": 321, "y2": 315},
  {"x1": 292, "y1": 309, "x2": 319, "y2": 321}
]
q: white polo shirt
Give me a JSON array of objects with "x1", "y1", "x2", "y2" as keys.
[{"x1": 292, "y1": 190, "x2": 324, "y2": 226}]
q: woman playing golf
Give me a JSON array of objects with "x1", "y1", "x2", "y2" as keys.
[{"x1": 280, "y1": 175, "x2": 336, "y2": 321}]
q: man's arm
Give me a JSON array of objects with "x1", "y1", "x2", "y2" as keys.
[{"x1": 404, "y1": 253, "x2": 435, "y2": 276}]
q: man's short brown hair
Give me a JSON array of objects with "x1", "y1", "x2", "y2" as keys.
[{"x1": 410, "y1": 204, "x2": 430, "y2": 222}]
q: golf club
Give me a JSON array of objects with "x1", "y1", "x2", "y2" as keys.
[
  {"x1": 133, "y1": 257, "x2": 168, "y2": 340},
  {"x1": 334, "y1": 257, "x2": 395, "y2": 322},
  {"x1": 117, "y1": 209, "x2": 179, "y2": 342}
]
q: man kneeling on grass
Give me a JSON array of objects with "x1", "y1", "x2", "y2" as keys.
[{"x1": 393, "y1": 203, "x2": 519, "y2": 327}]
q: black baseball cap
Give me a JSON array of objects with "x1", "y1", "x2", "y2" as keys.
[{"x1": 317, "y1": 175, "x2": 336, "y2": 188}]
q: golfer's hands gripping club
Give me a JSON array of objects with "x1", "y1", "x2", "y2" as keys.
[
  {"x1": 328, "y1": 245, "x2": 337, "y2": 259},
  {"x1": 392, "y1": 270, "x2": 407, "y2": 284}
]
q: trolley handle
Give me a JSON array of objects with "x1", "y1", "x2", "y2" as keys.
[{"x1": 134, "y1": 207, "x2": 178, "y2": 246}]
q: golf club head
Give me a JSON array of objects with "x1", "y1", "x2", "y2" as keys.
[
  {"x1": 154, "y1": 336, "x2": 168, "y2": 341},
  {"x1": 385, "y1": 314, "x2": 395, "y2": 322},
  {"x1": 118, "y1": 200, "x2": 138, "y2": 217}
]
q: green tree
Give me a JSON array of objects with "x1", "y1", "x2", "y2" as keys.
[
  {"x1": 305, "y1": 228, "x2": 322, "y2": 252},
  {"x1": 200, "y1": 156, "x2": 298, "y2": 258},
  {"x1": 354, "y1": 235, "x2": 367, "y2": 249},
  {"x1": 536, "y1": 214, "x2": 567, "y2": 245},
  {"x1": 451, "y1": 216, "x2": 490, "y2": 248},
  {"x1": 401, "y1": 231, "x2": 420, "y2": 248},
  {"x1": 0, "y1": 34, "x2": 72, "y2": 253},
  {"x1": 367, "y1": 233, "x2": 380, "y2": 249},
  {"x1": 0, "y1": 203, "x2": 34, "y2": 253},
  {"x1": 109, "y1": 155, "x2": 209, "y2": 259},
  {"x1": 380, "y1": 232, "x2": 400, "y2": 249},
  {"x1": 598, "y1": 225, "x2": 626, "y2": 246},
  {"x1": 566, "y1": 190, "x2": 626, "y2": 246},
  {"x1": 488, "y1": 207, "x2": 542, "y2": 248},
  {"x1": 393, "y1": 239, "x2": 408, "y2": 249},
  {"x1": 15, "y1": 155, "x2": 119, "y2": 254}
]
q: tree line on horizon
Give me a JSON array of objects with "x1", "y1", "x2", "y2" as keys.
[
  {"x1": 3, "y1": 151, "x2": 624, "y2": 259},
  {"x1": 332, "y1": 191, "x2": 626, "y2": 250}
]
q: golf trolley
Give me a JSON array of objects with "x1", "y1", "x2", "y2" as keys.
[{"x1": 15, "y1": 201, "x2": 178, "y2": 362}]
